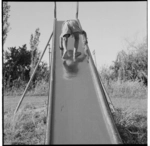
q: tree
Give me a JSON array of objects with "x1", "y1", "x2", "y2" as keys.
[
  {"x1": 36, "y1": 62, "x2": 49, "y2": 82},
  {"x1": 3, "y1": 43, "x2": 49, "y2": 89},
  {"x1": 3, "y1": 1, "x2": 10, "y2": 46},
  {"x1": 3, "y1": 44, "x2": 31, "y2": 87},
  {"x1": 30, "y1": 28, "x2": 41, "y2": 77},
  {"x1": 110, "y1": 37, "x2": 148, "y2": 85},
  {"x1": 29, "y1": 28, "x2": 49, "y2": 85}
]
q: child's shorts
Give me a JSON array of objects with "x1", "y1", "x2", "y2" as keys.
[{"x1": 60, "y1": 20, "x2": 83, "y2": 38}]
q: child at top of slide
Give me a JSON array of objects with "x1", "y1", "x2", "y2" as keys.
[{"x1": 59, "y1": 19, "x2": 88, "y2": 61}]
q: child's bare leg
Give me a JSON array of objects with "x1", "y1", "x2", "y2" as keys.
[
  {"x1": 73, "y1": 33, "x2": 79, "y2": 61},
  {"x1": 81, "y1": 31, "x2": 89, "y2": 61},
  {"x1": 62, "y1": 36, "x2": 68, "y2": 58},
  {"x1": 59, "y1": 36, "x2": 63, "y2": 49},
  {"x1": 59, "y1": 36, "x2": 64, "y2": 57}
]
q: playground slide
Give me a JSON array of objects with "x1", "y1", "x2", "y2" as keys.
[{"x1": 46, "y1": 19, "x2": 122, "y2": 144}]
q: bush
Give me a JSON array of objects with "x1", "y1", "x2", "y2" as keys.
[
  {"x1": 31, "y1": 80, "x2": 49, "y2": 96},
  {"x1": 108, "y1": 37, "x2": 148, "y2": 85},
  {"x1": 113, "y1": 109, "x2": 147, "y2": 144}
]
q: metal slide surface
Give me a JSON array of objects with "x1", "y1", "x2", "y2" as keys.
[{"x1": 49, "y1": 20, "x2": 121, "y2": 144}]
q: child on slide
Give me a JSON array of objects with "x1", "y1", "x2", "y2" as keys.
[{"x1": 59, "y1": 19, "x2": 88, "y2": 61}]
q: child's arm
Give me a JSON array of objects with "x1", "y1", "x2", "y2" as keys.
[
  {"x1": 59, "y1": 36, "x2": 63, "y2": 50},
  {"x1": 82, "y1": 30, "x2": 88, "y2": 45}
]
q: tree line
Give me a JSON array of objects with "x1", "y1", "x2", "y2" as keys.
[
  {"x1": 3, "y1": 43, "x2": 49, "y2": 89},
  {"x1": 3, "y1": 2, "x2": 49, "y2": 90},
  {"x1": 100, "y1": 37, "x2": 147, "y2": 86}
]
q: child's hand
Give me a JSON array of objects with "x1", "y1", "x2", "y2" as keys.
[{"x1": 83, "y1": 39, "x2": 88, "y2": 46}]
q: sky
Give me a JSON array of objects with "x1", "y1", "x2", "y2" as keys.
[{"x1": 4, "y1": 1, "x2": 147, "y2": 69}]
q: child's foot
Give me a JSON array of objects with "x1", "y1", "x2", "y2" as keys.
[
  {"x1": 75, "y1": 52, "x2": 81, "y2": 58},
  {"x1": 83, "y1": 39, "x2": 88, "y2": 45},
  {"x1": 87, "y1": 57, "x2": 89, "y2": 63}
]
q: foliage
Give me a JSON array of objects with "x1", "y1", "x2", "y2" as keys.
[
  {"x1": 4, "y1": 103, "x2": 47, "y2": 145},
  {"x1": 3, "y1": 28, "x2": 49, "y2": 90},
  {"x1": 30, "y1": 28, "x2": 41, "y2": 77},
  {"x1": 3, "y1": 44, "x2": 31, "y2": 88},
  {"x1": 3, "y1": 44, "x2": 49, "y2": 90},
  {"x1": 103, "y1": 80, "x2": 147, "y2": 100},
  {"x1": 28, "y1": 28, "x2": 50, "y2": 87},
  {"x1": 31, "y1": 80, "x2": 49, "y2": 96},
  {"x1": 109, "y1": 37, "x2": 147, "y2": 85},
  {"x1": 113, "y1": 109, "x2": 147, "y2": 144},
  {"x1": 35, "y1": 62, "x2": 50, "y2": 82},
  {"x1": 3, "y1": 1, "x2": 11, "y2": 45}
]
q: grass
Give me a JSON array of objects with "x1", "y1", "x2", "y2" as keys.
[
  {"x1": 4, "y1": 80, "x2": 49, "y2": 96},
  {"x1": 103, "y1": 80, "x2": 147, "y2": 144},
  {"x1": 3, "y1": 80, "x2": 147, "y2": 144},
  {"x1": 4, "y1": 101, "x2": 47, "y2": 145},
  {"x1": 113, "y1": 109, "x2": 147, "y2": 144},
  {"x1": 105, "y1": 80, "x2": 147, "y2": 99}
]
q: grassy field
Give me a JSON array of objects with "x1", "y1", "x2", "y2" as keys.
[
  {"x1": 104, "y1": 80, "x2": 147, "y2": 144},
  {"x1": 3, "y1": 81, "x2": 147, "y2": 144},
  {"x1": 111, "y1": 98, "x2": 147, "y2": 144},
  {"x1": 4, "y1": 96, "x2": 48, "y2": 145}
]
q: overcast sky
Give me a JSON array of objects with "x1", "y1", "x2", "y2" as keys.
[{"x1": 4, "y1": 1, "x2": 147, "y2": 69}]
